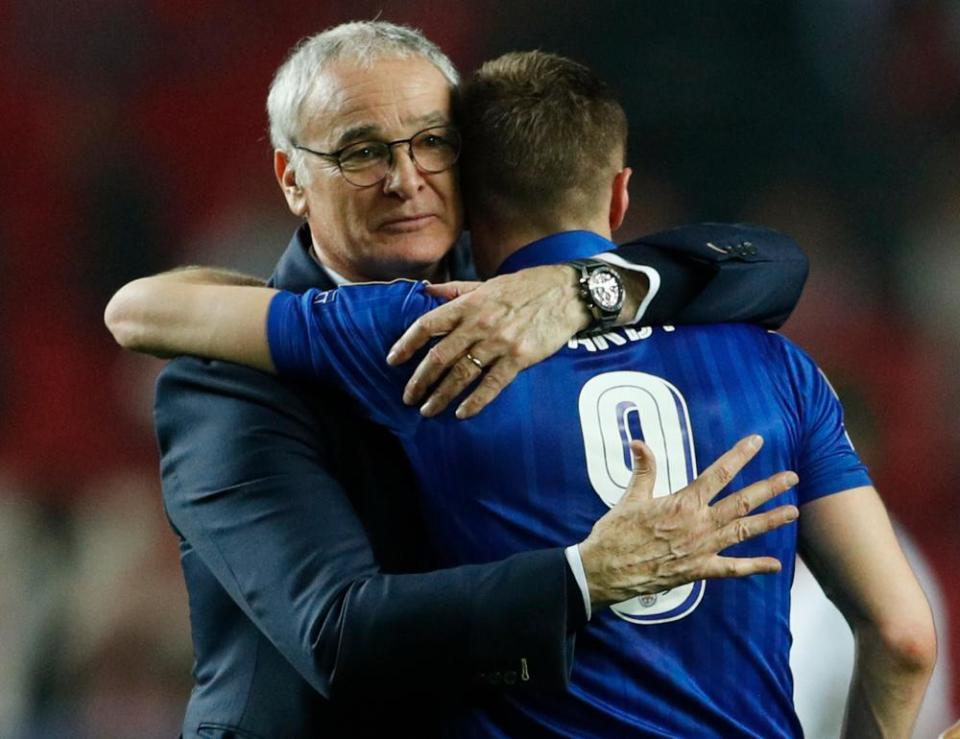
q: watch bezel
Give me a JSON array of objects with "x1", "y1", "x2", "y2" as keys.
[
  {"x1": 586, "y1": 269, "x2": 625, "y2": 312},
  {"x1": 570, "y1": 259, "x2": 625, "y2": 336}
]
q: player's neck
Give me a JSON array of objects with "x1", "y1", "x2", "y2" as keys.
[{"x1": 471, "y1": 217, "x2": 611, "y2": 278}]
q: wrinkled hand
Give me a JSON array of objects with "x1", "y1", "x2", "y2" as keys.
[
  {"x1": 580, "y1": 435, "x2": 799, "y2": 607},
  {"x1": 386, "y1": 265, "x2": 589, "y2": 418}
]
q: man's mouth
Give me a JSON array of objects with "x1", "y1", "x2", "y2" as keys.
[{"x1": 379, "y1": 214, "x2": 438, "y2": 233}]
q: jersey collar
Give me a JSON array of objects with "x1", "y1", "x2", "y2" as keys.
[{"x1": 496, "y1": 230, "x2": 616, "y2": 275}]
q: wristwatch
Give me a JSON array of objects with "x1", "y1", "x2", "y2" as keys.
[{"x1": 569, "y1": 259, "x2": 625, "y2": 337}]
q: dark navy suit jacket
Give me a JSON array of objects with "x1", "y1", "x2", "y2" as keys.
[{"x1": 155, "y1": 223, "x2": 807, "y2": 738}]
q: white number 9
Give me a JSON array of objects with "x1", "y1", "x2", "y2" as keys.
[{"x1": 579, "y1": 371, "x2": 704, "y2": 624}]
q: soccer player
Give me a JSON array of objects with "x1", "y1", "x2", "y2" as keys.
[{"x1": 107, "y1": 51, "x2": 935, "y2": 736}]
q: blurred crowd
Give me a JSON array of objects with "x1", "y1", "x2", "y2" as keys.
[{"x1": 3, "y1": 1, "x2": 958, "y2": 736}]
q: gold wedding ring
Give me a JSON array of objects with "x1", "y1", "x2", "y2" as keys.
[{"x1": 465, "y1": 353, "x2": 484, "y2": 369}]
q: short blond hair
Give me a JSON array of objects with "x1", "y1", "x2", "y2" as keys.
[{"x1": 458, "y1": 51, "x2": 627, "y2": 224}]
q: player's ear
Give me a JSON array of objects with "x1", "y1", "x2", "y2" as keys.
[
  {"x1": 275, "y1": 150, "x2": 308, "y2": 218},
  {"x1": 609, "y1": 167, "x2": 631, "y2": 233}
]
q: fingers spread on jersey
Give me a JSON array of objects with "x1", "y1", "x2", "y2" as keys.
[
  {"x1": 709, "y1": 471, "x2": 798, "y2": 528},
  {"x1": 694, "y1": 435, "x2": 764, "y2": 508}
]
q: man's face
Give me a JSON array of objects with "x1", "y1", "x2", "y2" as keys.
[{"x1": 291, "y1": 56, "x2": 463, "y2": 282}]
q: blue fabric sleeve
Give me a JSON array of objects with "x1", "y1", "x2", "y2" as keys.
[
  {"x1": 772, "y1": 334, "x2": 873, "y2": 504},
  {"x1": 267, "y1": 282, "x2": 438, "y2": 434},
  {"x1": 268, "y1": 290, "x2": 316, "y2": 378}
]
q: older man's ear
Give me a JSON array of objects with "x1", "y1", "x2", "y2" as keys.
[{"x1": 274, "y1": 149, "x2": 309, "y2": 218}]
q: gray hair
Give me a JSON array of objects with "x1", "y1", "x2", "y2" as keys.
[{"x1": 267, "y1": 21, "x2": 459, "y2": 183}]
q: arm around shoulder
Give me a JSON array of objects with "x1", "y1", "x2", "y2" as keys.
[{"x1": 610, "y1": 223, "x2": 809, "y2": 328}]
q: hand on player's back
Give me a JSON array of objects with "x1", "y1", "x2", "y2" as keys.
[
  {"x1": 580, "y1": 435, "x2": 799, "y2": 607},
  {"x1": 387, "y1": 265, "x2": 589, "y2": 419}
]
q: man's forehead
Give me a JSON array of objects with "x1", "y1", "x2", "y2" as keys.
[{"x1": 304, "y1": 56, "x2": 453, "y2": 146}]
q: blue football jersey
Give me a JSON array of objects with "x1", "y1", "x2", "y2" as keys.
[{"x1": 267, "y1": 231, "x2": 871, "y2": 738}]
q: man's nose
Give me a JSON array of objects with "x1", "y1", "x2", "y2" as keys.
[{"x1": 381, "y1": 146, "x2": 425, "y2": 199}]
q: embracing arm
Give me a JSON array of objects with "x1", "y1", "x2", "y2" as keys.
[
  {"x1": 799, "y1": 487, "x2": 937, "y2": 738},
  {"x1": 609, "y1": 222, "x2": 808, "y2": 327},
  {"x1": 107, "y1": 222, "x2": 807, "y2": 418},
  {"x1": 389, "y1": 223, "x2": 808, "y2": 417},
  {"x1": 104, "y1": 269, "x2": 277, "y2": 371}
]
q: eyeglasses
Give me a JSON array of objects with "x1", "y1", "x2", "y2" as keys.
[{"x1": 294, "y1": 125, "x2": 461, "y2": 188}]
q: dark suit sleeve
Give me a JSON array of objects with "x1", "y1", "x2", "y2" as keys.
[
  {"x1": 609, "y1": 223, "x2": 809, "y2": 328},
  {"x1": 155, "y1": 356, "x2": 577, "y2": 699}
]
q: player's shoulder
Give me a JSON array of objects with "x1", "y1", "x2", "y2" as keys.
[
  {"x1": 305, "y1": 278, "x2": 438, "y2": 327},
  {"x1": 692, "y1": 323, "x2": 812, "y2": 357},
  {"x1": 747, "y1": 330, "x2": 836, "y2": 404},
  {"x1": 675, "y1": 324, "x2": 822, "y2": 378},
  {"x1": 310, "y1": 278, "x2": 428, "y2": 307},
  {"x1": 758, "y1": 330, "x2": 820, "y2": 368},
  {"x1": 669, "y1": 322, "x2": 778, "y2": 351}
]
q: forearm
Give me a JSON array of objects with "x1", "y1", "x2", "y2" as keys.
[
  {"x1": 105, "y1": 272, "x2": 277, "y2": 370},
  {"x1": 105, "y1": 265, "x2": 266, "y2": 348},
  {"x1": 330, "y1": 549, "x2": 574, "y2": 696},
  {"x1": 388, "y1": 223, "x2": 805, "y2": 418},
  {"x1": 173, "y1": 475, "x2": 573, "y2": 698},
  {"x1": 843, "y1": 625, "x2": 935, "y2": 738}
]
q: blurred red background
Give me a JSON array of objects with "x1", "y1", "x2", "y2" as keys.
[{"x1": 3, "y1": 2, "x2": 957, "y2": 736}]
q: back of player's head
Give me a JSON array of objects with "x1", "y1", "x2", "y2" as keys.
[{"x1": 458, "y1": 50, "x2": 627, "y2": 228}]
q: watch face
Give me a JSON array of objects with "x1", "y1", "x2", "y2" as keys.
[{"x1": 588, "y1": 270, "x2": 623, "y2": 311}]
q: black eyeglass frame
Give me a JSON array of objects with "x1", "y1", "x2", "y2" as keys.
[{"x1": 293, "y1": 125, "x2": 461, "y2": 187}]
